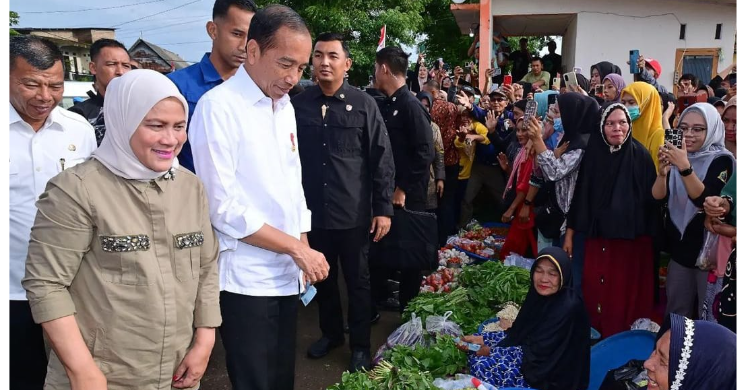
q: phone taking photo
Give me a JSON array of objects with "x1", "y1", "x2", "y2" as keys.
[
  {"x1": 563, "y1": 72, "x2": 578, "y2": 89},
  {"x1": 629, "y1": 49, "x2": 640, "y2": 74},
  {"x1": 503, "y1": 75, "x2": 513, "y2": 86},
  {"x1": 524, "y1": 99, "x2": 538, "y2": 128},
  {"x1": 595, "y1": 84, "x2": 604, "y2": 96},
  {"x1": 665, "y1": 128, "x2": 683, "y2": 149}
]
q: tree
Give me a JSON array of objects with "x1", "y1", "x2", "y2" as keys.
[
  {"x1": 10, "y1": 11, "x2": 19, "y2": 36},
  {"x1": 419, "y1": 0, "x2": 472, "y2": 71},
  {"x1": 253, "y1": 0, "x2": 433, "y2": 86}
]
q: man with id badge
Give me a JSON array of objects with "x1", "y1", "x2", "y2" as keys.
[
  {"x1": 293, "y1": 33, "x2": 395, "y2": 372},
  {"x1": 9, "y1": 36, "x2": 96, "y2": 390}
]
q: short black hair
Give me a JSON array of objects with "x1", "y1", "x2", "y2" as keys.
[
  {"x1": 213, "y1": 0, "x2": 257, "y2": 19},
  {"x1": 10, "y1": 35, "x2": 63, "y2": 72},
  {"x1": 314, "y1": 32, "x2": 350, "y2": 58},
  {"x1": 678, "y1": 73, "x2": 699, "y2": 88},
  {"x1": 520, "y1": 38, "x2": 528, "y2": 43},
  {"x1": 247, "y1": 4, "x2": 309, "y2": 53},
  {"x1": 531, "y1": 57, "x2": 542, "y2": 64},
  {"x1": 424, "y1": 79, "x2": 440, "y2": 90},
  {"x1": 375, "y1": 46, "x2": 408, "y2": 77},
  {"x1": 547, "y1": 41, "x2": 556, "y2": 48},
  {"x1": 90, "y1": 38, "x2": 129, "y2": 62}
]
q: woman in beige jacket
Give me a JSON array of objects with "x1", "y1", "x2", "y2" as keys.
[{"x1": 23, "y1": 69, "x2": 220, "y2": 390}]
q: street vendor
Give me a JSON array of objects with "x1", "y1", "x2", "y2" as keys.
[{"x1": 457, "y1": 247, "x2": 590, "y2": 390}]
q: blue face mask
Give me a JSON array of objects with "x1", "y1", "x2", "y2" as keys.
[
  {"x1": 553, "y1": 117, "x2": 564, "y2": 133},
  {"x1": 627, "y1": 106, "x2": 641, "y2": 121}
]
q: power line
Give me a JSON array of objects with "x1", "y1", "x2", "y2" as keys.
[
  {"x1": 111, "y1": 0, "x2": 202, "y2": 28},
  {"x1": 117, "y1": 17, "x2": 206, "y2": 35},
  {"x1": 118, "y1": 25, "x2": 207, "y2": 40},
  {"x1": 18, "y1": 0, "x2": 169, "y2": 14},
  {"x1": 115, "y1": 15, "x2": 207, "y2": 31}
]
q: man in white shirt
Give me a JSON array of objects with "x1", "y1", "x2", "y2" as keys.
[
  {"x1": 188, "y1": 5, "x2": 328, "y2": 390},
  {"x1": 9, "y1": 35, "x2": 97, "y2": 390}
]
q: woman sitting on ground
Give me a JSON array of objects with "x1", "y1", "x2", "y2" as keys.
[{"x1": 458, "y1": 247, "x2": 591, "y2": 390}]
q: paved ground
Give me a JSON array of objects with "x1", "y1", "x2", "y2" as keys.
[{"x1": 200, "y1": 277, "x2": 403, "y2": 390}]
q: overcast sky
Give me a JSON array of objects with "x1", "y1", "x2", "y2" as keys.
[{"x1": 11, "y1": 0, "x2": 216, "y2": 65}]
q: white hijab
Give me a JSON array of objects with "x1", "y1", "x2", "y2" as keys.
[
  {"x1": 667, "y1": 103, "x2": 735, "y2": 236},
  {"x1": 92, "y1": 69, "x2": 189, "y2": 181}
]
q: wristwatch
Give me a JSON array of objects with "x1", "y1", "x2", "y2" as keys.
[
  {"x1": 523, "y1": 199, "x2": 533, "y2": 206},
  {"x1": 679, "y1": 165, "x2": 694, "y2": 177}
]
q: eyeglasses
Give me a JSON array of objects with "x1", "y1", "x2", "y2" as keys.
[{"x1": 677, "y1": 125, "x2": 707, "y2": 134}]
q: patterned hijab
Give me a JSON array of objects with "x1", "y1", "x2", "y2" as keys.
[
  {"x1": 621, "y1": 81, "x2": 664, "y2": 167},
  {"x1": 668, "y1": 103, "x2": 735, "y2": 236},
  {"x1": 667, "y1": 314, "x2": 736, "y2": 390},
  {"x1": 93, "y1": 69, "x2": 188, "y2": 181}
]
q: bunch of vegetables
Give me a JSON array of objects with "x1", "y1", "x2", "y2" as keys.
[
  {"x1": 405, "y1": 264, "x2": 531, "y2": 333},
  {"x1": 461, "y1": 227, "x2": 494, "y2": 241},
  {"x1": 382, "y1": 335, "x2": 468, "y2": 378},
  {"x1": 420, "y1": 267, "x2": 460, "y2": 293},
  {"x1": 326, "y1": 361, "x2": 439, "y2": 390},
  {"x1": 458, "y1": 262, "x2": 530, "y2": 308}
]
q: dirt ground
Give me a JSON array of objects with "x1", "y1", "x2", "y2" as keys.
[{"x1": 199, "y1": 278, "x2": 403, "y2": 390}]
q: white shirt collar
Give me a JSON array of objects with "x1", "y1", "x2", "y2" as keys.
[
  {"x1": 9, "y1": 102, "x2": 64, "y2": 131},
  {"x1": 235, "y1": 66, "x2": 291, "y2": 111}
]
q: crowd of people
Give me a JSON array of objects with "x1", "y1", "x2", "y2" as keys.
[{"x1": 8, "y1": 0, "x2": 738, "y2": 389}]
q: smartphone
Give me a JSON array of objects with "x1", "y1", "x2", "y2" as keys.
[
  {"x1": 465, "y1": 61, "x2": 473, "y2": 68},
  {"x1": 573, "y1": 67, "x2": 582, "y2": 74},
  {"x1": 665, "y1": 128, "x2": 684, "y2": 149},
  {"x1": 552, "y1": 77, "x2": 560, "y2": 90},
  {"x1": 563, "y1": 72, "x2": 578, "y2": 89},
  {"x1": 442, "y1": 63, "x2": 451, "y2": 71},
  {"x1": 547, "y1": 93, "x2": 558, "y2": 107},
  {"x1": 368, "y1": 75, "x2": 374, "y2": 85},
  {"x1": 418, "y1": 42, "x2": 426, "y2": 53},
  {"x1": 524, "y1": 99, "x2": 538, "y2": 128},
  {"x1": 492, "y1": 68, "x2": 503, "y2": 77},
  {"x1": 503, "y1": 75, "x2": 513, "y2": 86},
  {"x1": 595, "y1": 84, "x2": 604, "y2": 96},
  {"x1": 629, "y1": 49, "x2": 640, "y2": 74}
]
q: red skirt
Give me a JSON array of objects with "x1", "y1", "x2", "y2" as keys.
[
  {"x1": 498, "y1": 209, "x2": 537, "y2": 260},
  {"x1": 582, "y1": 236, "x2": 654, "y2": 338}
]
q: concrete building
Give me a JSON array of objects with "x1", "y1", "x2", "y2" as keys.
[{"x1": 451, "y1": 0, "x2": 736, "y2": 94}]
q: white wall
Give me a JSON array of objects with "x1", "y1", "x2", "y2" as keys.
[
  {"x1": 492, "y1": 0, "x2": 736, "y2": 88},
  {"x1": 561, "y1": 15, "x2": 578, "y2": 75}
]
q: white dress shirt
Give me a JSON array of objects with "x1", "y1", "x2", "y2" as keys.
[
  {"x1": 9, "y1": 103, "x2": 97, "y2": 300},
  {"x1": 189, "y1": 66, "x2": 311, "y2": 297}
]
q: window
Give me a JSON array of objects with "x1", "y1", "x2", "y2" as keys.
[
  {"x1": 674, "y1": 48, "x2": 719, "y2": 95},
  {"x1": 715, "y1": 24, "x2": 722, "y2": 40},
  {"x1": 679, "y1": 24, "x2": 686, "y2": 40}
]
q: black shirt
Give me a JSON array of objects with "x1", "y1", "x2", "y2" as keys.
[
  {"x1": 377, "y1": 85, "x2": 435, "y2": 211},
  {"x1": 663, "y1": 156, "x2": 734, "y2": 268},
  {"x1": 542, "y1": 53, "x2": 562, "y2": 79},
  {"x1": 509, "y1": 50, "x2": 531, "y2": 82},
  {"x1": 293, "y1": 82, "x2": 395, "y2": 230},
  {"x1": 69, "y1": 90, "x2": 105, "y2": 146}
]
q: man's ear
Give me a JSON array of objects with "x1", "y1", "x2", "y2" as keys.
[
  {"x1": 89, "y1": 61, "x2": 96, "y2": 76},
  {"x1": 206, "y1": 21, "x2": 217, "y2": 40},
  {"x1": 246, "y1": 40, "x2": 259, "y2": 65}
]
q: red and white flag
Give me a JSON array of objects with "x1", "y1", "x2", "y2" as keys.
[{"x1": 377, "y1": 25, "x2": 386, "y2": 52}]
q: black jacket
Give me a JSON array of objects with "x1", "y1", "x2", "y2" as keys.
[
  {"x1": 293, "y1": 82, "x2": 396, "y2": 229},
  {"x1": 69, "y1": 89, "x2": 105, "y2": 146},
  {"x1": 377, "y1": 85, "x2": 434, "y2": 211}
]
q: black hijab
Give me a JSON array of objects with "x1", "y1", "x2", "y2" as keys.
[
  {"x1": 499, "y1": 247, "x2": 590, "y2": 390},
  {"x1": 557, "y1": 93, "x2": 599, "y2": 150},
  {"x1": 590, "y1": 61, "x2": 622, "y2": 81},
  {"x1": 567, "y1": 102, "x2": 657, "y2": 239},
  {"x1": 416, "y1": 91, "x2": 434, "y2": 111}
]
